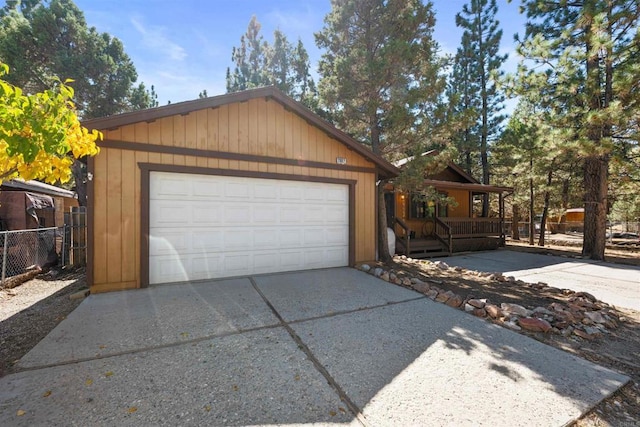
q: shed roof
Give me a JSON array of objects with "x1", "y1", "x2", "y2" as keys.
[
  {"x1": 1, "y1": 179, "x2": 75, "y2": 198},
  {"x1": 83, "y1": 86, "x2": 399, "y2": 179}
]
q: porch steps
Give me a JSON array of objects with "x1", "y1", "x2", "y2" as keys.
[{"x1": 396, "y1": 238, "x2": 450, "y2": 259}]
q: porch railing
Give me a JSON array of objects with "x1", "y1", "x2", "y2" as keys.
[
  {"x1": 440, "y1": 218, "x2": 503, "y2": 238},
  {"x1": 395, "y1": 217, "x2": 411, "y2": 255},
  {"x1": 434, "y1": 217, "x2": 452, "y2": 254}
]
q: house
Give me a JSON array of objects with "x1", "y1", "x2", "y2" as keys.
[
  {"x1": 386, "y1": 153, "x2": 512, "y2": 257},
  {"x1": 82, "y1": 87, "x2": 399, "y2": 293}
]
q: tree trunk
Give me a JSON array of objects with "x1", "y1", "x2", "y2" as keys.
[
  {"x1": 377, "y1": 182, "x2": 391, "y2": 262},
  {"x1": 512, "y1": 204, "x2": 520, "y2": 240},
  {"x1": 529, "y1": 167, "x2": 534, "y2": 246},
  {"x1": 72, "y1": 159, "x2": 87, "y2": 207},
  {"x1": 538, "y1": 167, "x2": 553, "y2": 246},
  {"x1": 582, "y1": 155, "x2": 608, "y2": 260},
  {"x1": 581, "y1": 15, "x2": 609, "y2": 261}
]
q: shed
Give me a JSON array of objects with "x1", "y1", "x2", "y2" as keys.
[
  {"x1": 0, "y1": 180, "x2": 78, "y2": 230},
  {"x1": 83, "y1": 87, "x2": 399, "y2": 293}
]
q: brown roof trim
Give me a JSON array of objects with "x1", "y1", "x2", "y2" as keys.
[
  {"x1": 446, "y1": 163, "x2": 480, "y2": 184},
  {"x1": 82, "y1": 86, "x2": 399, "y2": 179},
  {"x1": 422, "y1": 179, "x2": 513, "y2": 194}
]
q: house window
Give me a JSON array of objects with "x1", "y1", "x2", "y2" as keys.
[{"x1": 410, "y1": 194, "x2": 448, "y2": 219}]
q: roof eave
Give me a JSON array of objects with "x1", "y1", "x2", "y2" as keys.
[{"x1": 82, "y1": 87, "x2": 399, "y2": 179}]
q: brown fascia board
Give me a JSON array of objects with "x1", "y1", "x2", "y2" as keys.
[
  {"x1": 82, "y1": 86, "x2": 399, "y2": 179},
  {"x1": 422, "y1": 179, "x2": 513, "y2": 194}
]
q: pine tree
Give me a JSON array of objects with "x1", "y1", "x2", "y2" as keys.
[
  {"x1": 447, "y1": 32, "x2": 481, "y2": 177},
  {"x1": 316, "y1": 0, "x2": 449, "y2": 261},
  {"x1": 514, "y1": 0, "x2": 640, "y2": 260},
  {"x1": 226, "y1": 16, "x2": 318, "y2": 108},
  {"x1": 456, "y1": 0, "x2": 507, "y2": 191}
]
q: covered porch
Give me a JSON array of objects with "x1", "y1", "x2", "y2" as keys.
[{"x1": 389, "y1": 180, "x2": 512, "y2": 258}]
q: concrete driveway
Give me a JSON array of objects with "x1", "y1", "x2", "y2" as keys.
[
  {"x1": 0, "y1": 268, "x2": 628, "y2": 426},
  {"x1": 435, "y1": 249, "x2": 640, "y2": 310}
]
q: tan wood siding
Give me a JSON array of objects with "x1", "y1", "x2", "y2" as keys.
[
  {"x1": 448, "y1": 189, "x2": 470, "y2": 218},
  {"x1": 91, "y1": 98, "x2": 378, "y2": 293}
]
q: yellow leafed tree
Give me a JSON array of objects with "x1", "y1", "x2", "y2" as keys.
[{"x1": 0, "y1": 63, "x2": 101, "y2": 185}]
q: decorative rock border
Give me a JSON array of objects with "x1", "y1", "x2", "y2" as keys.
[{"x1": 359, "y1": 256, "x2": 622, "y2": 341}]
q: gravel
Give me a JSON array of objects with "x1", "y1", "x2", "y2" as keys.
[{"x1": 0, "y1": 268, "x2": 86, "y2": 377}]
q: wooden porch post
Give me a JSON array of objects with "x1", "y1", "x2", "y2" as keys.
[{"x1": 499, "y1": 193, "x2": 505, "y2": 246}]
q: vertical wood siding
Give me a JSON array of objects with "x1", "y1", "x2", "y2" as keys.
[{"x1": 91, "y1": 98, "x2": 377, "y2": 292}]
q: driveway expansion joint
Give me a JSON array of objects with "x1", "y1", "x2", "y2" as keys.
[{"x1": 249, "y1": 276, "x2": 370, "y2": 427}]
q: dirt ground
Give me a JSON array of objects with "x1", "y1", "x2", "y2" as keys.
[
  {"x1": 0, "y1": 268, "x2": 86, "y2": 378},
  {"x1": 0, "y1": 253, "x2": 638, "y2": 426}
]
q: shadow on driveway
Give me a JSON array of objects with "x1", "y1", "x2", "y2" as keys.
[{"x1": 0, "y1": 268, "x2": 629, "y2": 426}]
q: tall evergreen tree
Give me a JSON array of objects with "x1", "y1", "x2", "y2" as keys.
[
  {"x1": 514, "y1": 0, "x2": 640, "y2": 260},
  {"x1": 454, "y1": 0, "x2": 506, "y2": 190},
  {"x1": 316, "y1": 0, "x2": 449, "y2": 261},
  {"x1": 0, "y1": 0, "x2": 155, "y2": 119},
  {"x1": 226, "y1": 16, "x2": 318, "y2": 108},
  {"x1": 447, "y1": 32, "x2": 481, "y2": 177}
]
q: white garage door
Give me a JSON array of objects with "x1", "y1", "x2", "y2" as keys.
[{"x1": 149, "y1": 172, "x2": 349, "y2": 284}]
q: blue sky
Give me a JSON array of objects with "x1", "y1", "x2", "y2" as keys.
[{"x1": 73, "y1": 0, "x2": 526, "y2": 107}]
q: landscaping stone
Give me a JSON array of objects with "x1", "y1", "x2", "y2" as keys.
[
  {"x1": 435, "y1": 291, "x2": 451, "y2": 303},
  {"x1": 503, "y1": 320, "x2": 522, "y2": 331},
  {"x1": 464, "y1": 303, "x2": 475, "y2": 313},
  {"x1": 467, "y1": 299, "x2": 486, "y2": 309},
  {"x1": 485, "y1": 304, "x2": 502, "y2": 319},
  {"x1": 472, "y1": 308, "x2": 487, "y2": 318},
  {"x1": 412, "y1": 282, "x2": 430, "y2": 294},
  {"x1": 574, "y1": 291, "x2": 598, "y2": 302},
  {"x1": 381, "y1": 272, "x2": 390, "y2": 282},
  {"x1": 425, "y1": 289, "x2": 438, "y2": 300},
  {"x1": 533, "y1": 307, "x2": 555, "y2": 316},
  {"x1": 518, "y1": 317, "x2": 552, "y2": 333},
  {"x1": 360, "y1": 264, "x2": 371, "y2": 272},
  {"x1": 433, "y1": 261, "x2": 449, "y2": 270},
  {"x1": 501, "y1": 303, "x2": 532, "y2": 317},
  {"x1": 573, "y1": 329, "x2": 596, "y2": 341},
  {"x1": 445, "y1": 294, "x2": 463, "y2": 308},
  {"x1": 373, "y1": 268, "x2": 384, "y2": 277},
  {"x1": 402, "y1": 278, "x2": 412, "y2": 287}
]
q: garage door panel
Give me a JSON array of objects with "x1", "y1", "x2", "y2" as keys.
[
  {"x1": 149, "y1": 172, "x2": 349, "y2": 284},
  {"x1": 224, "y1": 205, "x2": 252, "y2": 223},
  {"x1": 326, "y1": 187, "x2": 348, "y2": 202},
  {"x1": 150, "y1": 255, "x2": 191, "y2": 284},
  {"x1": 326, "y1": 227, "x2": 349, "y2": 244},
  {"x1": 192, "y1": 179, "x2": 222, "y2": 199},
  {"x1": 280, "y1": 185, "x2": 304, "y2": 200},
  {"x1": 151, "y1": 176, "x2": 190, "y2": 198},
  {"x1": 280, "y1": 206, "x2": 303, "y2": 224},
  {"x1": 191, "y1": 204, "x2": 222, "y2": 224},
  {"x1": 253, "y1": 206, "x2": 278, "y2": 223},
  {"x1": 192, "y1": 230, "x2": 224, "y2": 251},
  {"x1": 253, "y1": 229, "x2": 279, "y2": 248},
  {"x1": 149, "y1": 231, "x2": 189, "y2": 255},
  {"x1": 225, "y1": 230, "x2": 254, "y2": 249},
  {"x1": 224, "y1": 254, "x2": 251, "y2": 275},
  {"x1": 151, "y1": 203, "x2": 186, "y2": 225},
  {"x1": 225, "y1": 181, "x2": 252, "y2": 198}
]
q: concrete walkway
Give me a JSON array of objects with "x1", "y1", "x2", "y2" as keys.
[
  {"x1": 0, "y1": 268, "x2": 629, "y2": 426},
  {"x1": 435, "y1": 249, "x2": 640, "y2": 310}
]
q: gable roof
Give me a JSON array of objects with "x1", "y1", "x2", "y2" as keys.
[
  {"x1": 394, "y1": 150, "x2": 480, "y2": 184},
  {"x1": 394, "y1": 151, "x2": 511, "y2": 193},
  {"x1": 82, "y1": 86, "x2": 399, "y2": 179}
]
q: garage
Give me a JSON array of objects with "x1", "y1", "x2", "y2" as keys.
[
  {"x1": 148, "y1": 171, "x2": 349, "y2": 284},
  {"x1": 84, "y1": 86, "x2": 398, "y2": 293}
]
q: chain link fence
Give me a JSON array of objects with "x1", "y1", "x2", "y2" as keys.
[{"x1": 0, "y1": 227, "x2": 59, "y2": 285}]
